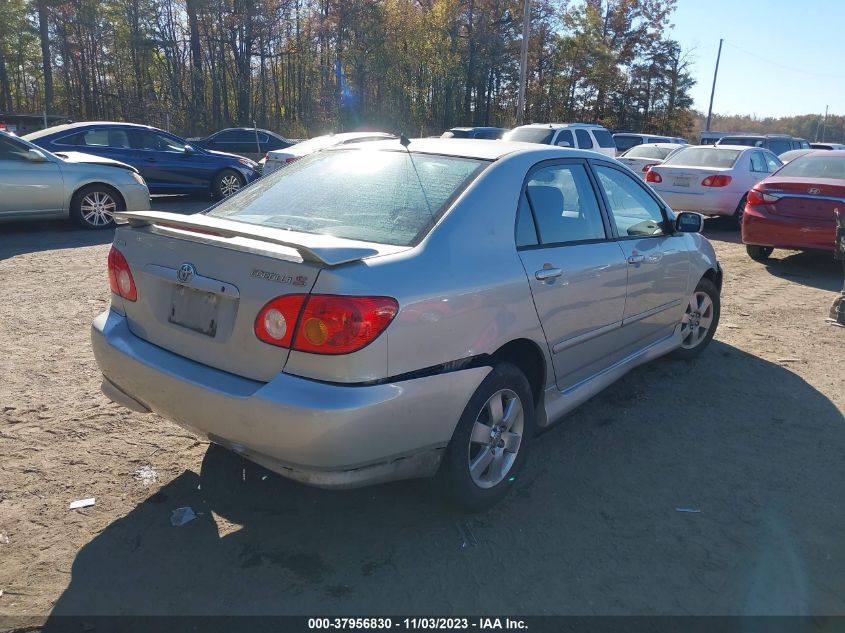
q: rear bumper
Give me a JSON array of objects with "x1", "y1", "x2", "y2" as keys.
[
  {"x1": 91, "y1": 311, "x2": 489, "y2": 488},
  {"x1": 742, "y1": 207, "x2": 835, "y2": 251},
  {"x1": 653, "y1": 188, "x2": 741, "y2": 216}
]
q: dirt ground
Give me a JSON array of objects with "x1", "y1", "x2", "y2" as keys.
[{"x1": 1, "y1": 201, "x2": 843, "y2": 622}]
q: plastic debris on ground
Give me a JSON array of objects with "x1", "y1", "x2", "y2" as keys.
[
  {"x1": 170, "y1": 506, "x2": 197, "y2": 527},
  {"x1": 0, "y1": 532, "x2": 9, "y2": 545},
  {"x1": 69, "y1": 498, "x2": 96, "y2": 510},
  {"x1": 134, "y1": 465, "x2": 158, "y2": 486},
  {"x1": 675, "y1": 507, "x2": 701, "y2": 513}
]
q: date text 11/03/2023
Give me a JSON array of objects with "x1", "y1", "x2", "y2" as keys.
[{"x1": 307, "y1": 618, "x2": 528, "y2": 630}]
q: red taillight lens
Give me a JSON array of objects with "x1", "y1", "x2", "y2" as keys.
[
  {"x1": 701, "y1": 175, "x2": 732, "y2": 187},
  {"x1": 254, "y1": 294, "x2": 308, "y2": 348},
  {"x1": 107, "y1": 246, "x2": 137, "y2": 301},
  {"x1": 645, "y1": 170, "x2": 662, "y2": 183},
  {"x1": 255, "y1": 294, "x2": 399, "y2": 354},
  {"x1": 642, "y1": 163, "x2": 657, "y2": 173},
  {"x1": 293, "y1": 295, "x2": 399, "y2": 355},
  {"x1": 747, "y1": 189, "x2": 781, "y2": 205},
  {"x1": 285, "y1": 157, "x2": 300, "y2": 164}
]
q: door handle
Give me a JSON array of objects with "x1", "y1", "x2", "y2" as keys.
[
  {"x1": 627, "y1": 255, "x2": 645, "y2": 265},
  {"x1": 535, "y1": 267, "x2": 563, "y2": 281}
]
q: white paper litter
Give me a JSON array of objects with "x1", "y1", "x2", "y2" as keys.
[
  {"x1": 134, "y1": 465, "x2": 158, "y2": 486},
  {"x1": 69, "y1": 498, "x2": 96, "y2": 510}
]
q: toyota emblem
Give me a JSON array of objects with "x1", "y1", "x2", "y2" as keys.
[
  {"x1": 808, "y1": 187, "x2": 821, "y2": 195},
  {"x1": 177, "y1": 263, "x2": 196, "y2": 284}
]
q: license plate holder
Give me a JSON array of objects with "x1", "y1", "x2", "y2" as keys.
[
  {"x1": 673, "y1": 177, "x2": 691, "y2": 187},
  {"x1": 169, "y1": 285, "x2": 219, "y2": 337}
]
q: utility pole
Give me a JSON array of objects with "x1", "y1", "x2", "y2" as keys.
[
  {"x1": 516, "y1": 0, "x2": 531, "y2": 126},
  {"x1": 705, "y1": 38, "x2": 723, "y2": 132},
  {"x1": 822, "y1": 104, "x2": 829, "y2": 142}
]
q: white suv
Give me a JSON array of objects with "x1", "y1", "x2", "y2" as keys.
[{"x1": 504, "y1": 123, "x2": 617, "y2": 157}]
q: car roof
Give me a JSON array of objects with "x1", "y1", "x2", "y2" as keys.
[
  {"x1": 329, "y1": 137, "x2": 616, "y2": 161},
  {"x1": 515, "y1": 122, "x2": 607, "y2": 130},
  {"x1": 448, "y1": 126, "x2": 505, "y2": 132},
  {"x1": 25, "y1": 121, "x2": 163, "y2": 140}
]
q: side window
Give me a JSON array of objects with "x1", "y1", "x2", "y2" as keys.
[
  {"x1": 523, "y1": 163, "x2": 606, "y2": 245},
  {"x1": 135, "y1": 131, "x2": 185, "y2": 153},
  {"x1": 53, "y1": 132, "x2": 85, "y2": 146},
  {"x1": 82, "y1": 128, "x2": 131, "y2": 148},
  {"x1": 750, "y1": 152, "x2": 767, "y2": 173},
  {"x1": 575, "y1": 129, "x2": 593, "y2": 149},
  {"x1": 764, "y1": 152, "x2": 782, "y2": 172},
  {"x1": 515, "y1": 194, "x2": 539, "y2": 247},
  {"x1": 0, "y1": 135, "x2": 31, "y2": 161},
  {"x1": 555, "y1": 130, "x2": 574, "y2": 147},
  {"x1": 769, "y1": 140, "x2": 791, "y2": 155},
  {"x1": 593, "y1": 164, "x2": 666, "y2": 237}
]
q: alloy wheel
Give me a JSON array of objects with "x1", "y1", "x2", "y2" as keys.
[
  {"x1": 680, "y1": 291, "x2": 715, "y2": 349},
  {"x1": 220, "y1": 174, "x2": 243, "y2": 197},
  {"x1": 80, "y1": 191, "x2": 117, "y2": 227},
  {"x1": 467, "y1": 389, "x2": 524, "y2": 489}
]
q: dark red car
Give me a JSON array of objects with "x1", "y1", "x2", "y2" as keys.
[{"x1": 742, "y1": 151, "x2": 845, "y2": 261}]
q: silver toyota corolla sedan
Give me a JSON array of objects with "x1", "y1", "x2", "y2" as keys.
[
  {"x1": 91, "y1": 139, "x2": 722, "y2": 510},
  {"x1": 0, "y1": 130, "x2": 150, "y2": 229}
]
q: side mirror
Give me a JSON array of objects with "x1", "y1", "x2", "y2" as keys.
[
  {"x1": 183, "y1": 145, "x2": 196, "y2": 155},
  {"x1": 26, "y1": 148, "x2": 48, "y2": 163},
  {"x1": 675, "y1": 211, "x2": 703, "y2": 233}
]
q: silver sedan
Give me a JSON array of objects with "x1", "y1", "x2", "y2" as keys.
[
  {"x1": 91, "y1": 139, "x2": 721, "y2": 510},
  {"x1": 0, "y1": 131, "x2": 150, "y2": 229}
]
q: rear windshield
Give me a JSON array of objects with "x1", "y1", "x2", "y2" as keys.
[
  {"x1": 614, "y1": 135, "x2": 643, "y2": 152},
  {"x1": 720, "y1": 137, "x2": 761, "y2": 147},
  {"x1": 592, "y1": 129, "x2": 616, "y2": 148},
  {"x1": 775, "y1": 155, "x2": 845, "y2": 180},
  {"x1": 505, "y1": 128, "x2": 555, "y2": 144},
  {"x1": 207, "y1": 149, "x2": 487, "y2": 246},
  {"x1": 442, "y1": 129, "x2": 471, "y2": 138},
  {"x1": 663, "y1": 147, "x2": 740, "y2": 168},
  {"x1": 623, "y1": 146, "x2": 674, "y2": 160}
]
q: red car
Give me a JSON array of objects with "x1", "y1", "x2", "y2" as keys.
[{"x1": 742, "y1": 150, "x2": 845, "y2": 261}]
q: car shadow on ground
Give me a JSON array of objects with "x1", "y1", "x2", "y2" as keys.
[
  {"x1": 701, "y1": 217, "x2": 741, "y2": 244},
  {"x1": 42, "y1": 341, "x2": 845, "y2": 619}
]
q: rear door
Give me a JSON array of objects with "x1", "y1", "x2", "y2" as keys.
[
  {"x1": 54, "y1": 126, "x2": 136, "y2": 166},
  {"x1": 516, "y1": 159, "x2": 629, "y2": 390},
  {"x1": 591, "y1": 162, "x2": 690, "y2": 350}
]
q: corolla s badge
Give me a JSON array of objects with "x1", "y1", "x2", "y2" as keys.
[
  {"x1": 808, "y1": 187, "x2": 821, "y2": 195},
  {"x1": 177, "y1": 263, "x2": 196, "y2": 284}
]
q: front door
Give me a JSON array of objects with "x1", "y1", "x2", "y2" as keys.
[
  {"x1": 130, "y1": 129, "x2": 210, "y2": 194},
  {"x1": 0, "y1": 135, "x2": 63, "y2": 216},
  {"x1": 591, "y1": 163, "x2": 690, "y2": 351},
  {"x1": 516, "y1": 160, "x2": 629, "y2": 390}
]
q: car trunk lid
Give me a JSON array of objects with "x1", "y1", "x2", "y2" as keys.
[
  {"x1": 649, "y1": 165, "x2": 732, "y2": 193},
  {"x1": 760, "y1": 177, "x2": 845, "y2": 220},
  {"x1": 111, "y1": 210, "x2": 404, "y2": 382}
]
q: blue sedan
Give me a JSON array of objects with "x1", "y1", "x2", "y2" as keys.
[{"x1": 24, "y1": 122, "x2": 261, "y2": 199}]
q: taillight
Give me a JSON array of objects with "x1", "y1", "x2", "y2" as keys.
[
  {"x1": 262, "y1": 153, "x2": 269, "y2": 161},
  {"x1": 642, "y1": 163, "x2": 657, "y2": 173},
  {"x1": 254, "y1": 294, "x2": 399, "y2": 355},
  {"x1": 701, "y1": 175, "x2": 732, "y2": 187},
  {"x1": 285, "y1": 157, "x2": 300, "y2": 165},
  {"x1": 107, "y1": 246, "x2": 137, "y2": 301},
  {"x1": 747, "y1": 189, "x2": 781, "y2": 205},
  {"x1": 254, "y1": 294, "x2": 307, "y2": 347},
  {"x1": 645, "y1": 170, "x2": 662, "y2": 183}
]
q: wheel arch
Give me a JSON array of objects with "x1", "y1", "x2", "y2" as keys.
[
  {"x1": 69, "y1": 181, "x2": 126, "y2": 210},
  {"x1": 489, "y1": 338, "x2": 548, "y2": 415}
]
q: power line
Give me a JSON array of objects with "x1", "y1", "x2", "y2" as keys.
[{"x1": 722, "y1": 40, "x2": 842, "y2": 79}]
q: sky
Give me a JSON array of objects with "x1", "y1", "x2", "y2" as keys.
[{"x1": 667, "y1": 0, "x2": 843, "y2": 119}]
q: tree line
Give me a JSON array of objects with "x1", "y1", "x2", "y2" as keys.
[
  {"x1": 0, "y1": 0, "x2": 697, "y2": 139},
  {"x1": 695, "y1": 112, "x2": 845, "y2": 145}
]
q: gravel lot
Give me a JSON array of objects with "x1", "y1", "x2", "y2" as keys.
[{"x1": 1, "y1": 199, "x2": 843, "y2": 620}]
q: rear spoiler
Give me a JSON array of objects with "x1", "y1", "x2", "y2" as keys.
[{"x1": 114, "y1": 210, "x2": 390, "y2": 267}]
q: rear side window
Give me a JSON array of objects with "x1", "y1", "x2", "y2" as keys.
[
  {"x1": 663, "y1": 147, "x2": 740, "y2": 168},
  {"x1": 555, "y1": 130, "x2": 574, "y2": 147},
  {"x1": 575, "y1": 129, "x2": 593, "y2": 149},
  {"x1": 593, "y1": 129, "x2": 616, "y2": 148},
  {"x1": 750, "y1": 153, "x2": 768, "y2": 173},
  {"x1": 768, "y1": 139, "x2": 791, "y2": 156},
  {"x1": 208, "y1": 149, "x2": 486, "y2": 246},
  {"x1": 522, "y1": 163, "x2": 606, "y2": 245},
  {"x1": 505, "y1": 128, "x2": 555, "y2": 144},
  {"x1": 593, "y1": 165, "x2": 666, "y2": 237}
]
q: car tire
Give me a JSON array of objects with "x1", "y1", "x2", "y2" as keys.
[
  {"x1": 732, "y1": 194, "x2": 748, "y2": 229},
  {"x1": 212, "y1": 169, "x2": 245, "y2": 200},
  {"x1": 670, "y1": 277, "x2": 721, "y2": 361},
  {"x1": 437, "y1": 362, "x2": 535, "y2": 512},
  {"x1": 70, "y1": 184, "x2": 124, "y2": 230},
  {"x1": 746, "y1": 245, "x2": 774, "y2": 262}
]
